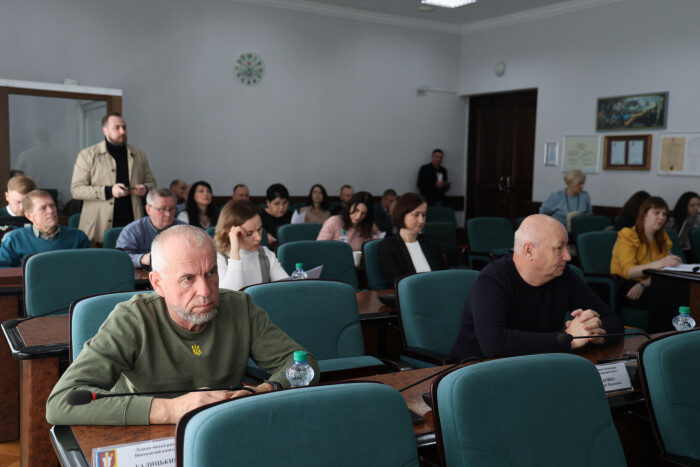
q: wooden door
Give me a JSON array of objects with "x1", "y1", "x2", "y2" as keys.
[{"x1": 466, "y1": 89, "x2": 537, "y2": 220}]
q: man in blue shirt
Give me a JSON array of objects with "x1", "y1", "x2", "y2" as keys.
[
  {"x1": 116, "y1": 187, "x2": 185, "y2": 268},
  {"x1": 0, "y1": 190, "x2": 90, "y2": 267}
]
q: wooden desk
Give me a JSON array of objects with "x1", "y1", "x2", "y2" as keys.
[
  {"x1": 0, "y1": 267, "x2": 23, "y2": 442},
  {"x1": 50, "y1": 336, "x2": 652, "y2": 466},
  {"x1": 646, "y1": 269, "x2": 700, "y2": 332},
  {"x1": 4, "y1": 288, "x2": 393, "y2": 467}
]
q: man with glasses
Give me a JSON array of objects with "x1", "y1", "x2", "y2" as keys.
[{"x1": 116, "y1": 188, "x2": 185, "y2": 268}]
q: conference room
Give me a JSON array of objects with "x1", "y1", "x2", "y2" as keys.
[{"x1": 2, "y1": 0, "x2": 700, "y2": 465}]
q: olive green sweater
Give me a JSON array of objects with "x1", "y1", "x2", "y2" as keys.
[{"x1": 46, "y1": 290, "x2": 318, "y2": 425}]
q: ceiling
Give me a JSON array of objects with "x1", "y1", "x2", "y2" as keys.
[{"x1": 252, "y1": 0, "x2": 618, "y2": 31}]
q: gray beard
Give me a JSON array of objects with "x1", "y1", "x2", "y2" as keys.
[{"x1": 173, "y1": 305, "x2": 219, "y2": 325}]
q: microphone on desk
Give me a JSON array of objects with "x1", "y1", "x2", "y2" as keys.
[
  {"x1": 65, "y1": 386, "x2": 258, "y2": 406},
  {"x1": 1, "y1": 305, "x2": 69, "y2": 331},
  {"x1": 556, "y1": 331, "x2": 650, "y2": 345}
]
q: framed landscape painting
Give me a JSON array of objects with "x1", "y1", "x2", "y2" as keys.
[{"x1": 596, "y1": 92, "x2": 668, "y2": 131}]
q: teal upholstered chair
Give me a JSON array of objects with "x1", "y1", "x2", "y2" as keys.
[
  {"x1": 277, "y1": 223, "x2": 323, "y2": 245},
  {"x1": 691, "y1": 228, "x2": 700, "y2": 263},
  {"x1": 421, "y1": 222, "x2": 462, "y2": 267},
  {"x1": 465, "y1": 217, "x2": 513, "y2": 269},
  {"x1": 637, "y1": 329, "x2": 700, "y2": 464},
  {"x1": 426, "y1": 206, "x2": 457, "y2": 225},
  {"x1": 245, "y1": 280, "x2": 384, "y2": 381},
  {"x1": 23, "y1": 249, "x2": 135, "y2": 318},
  {"x1": 432, "y1": 354, "x2": 627, "y2": 467},
  {"x1": 69, "y1": 290, "x2": 145, "y2": 362},
  {"x1": 363, "y1": 239, "x2": 391, "y2": 290},
  {"x1": 205, "y1": 226, "x2": 216, "y2": 238},
  {"x1": 577, "y1": 231, "x2": 647, "y2": 329},
  {"x1": 666, "y1": 228, "x2": 687, "y2": 262},
  {"x1": 396, "y1": 270, "x2": 479, "y2": 368},
  {"x1": 512, "y1": 216, "x2": 526, "y2": 231},
  {"x1": 68, "y1": 213, "x2": 81, "y2": 228},
  {"x1": 570, "y1": 214, "x2": 612, "y2": 238},
  {"x1": 102, "y1": 227, "x2": 123, "y2": 249},
  {"x1": 290, "y1": 202, "x2": 306, "y2": 213},
  {"x1": 277, "y1": 240, "x2": 358, "y2": 289},
  {"x1": 177, "y1": 383, "x2": 420, "y2": 467}
]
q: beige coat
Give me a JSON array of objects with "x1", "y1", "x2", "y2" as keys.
[{"x1": 70, "y1": 141, "x2": 156, "y2": 243}]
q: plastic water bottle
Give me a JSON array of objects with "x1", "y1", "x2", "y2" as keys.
[
  {"x1": 339, "y1": 229, "x2": 349, "y2": 243},
  {"x1": 291, "y1": 263, "x2": 307, "y2": 280},
  {"x1": 672, "y1": 306, "x2": 696, "y2": 331},
  {"x1": 286, "y1": 350, "x2": 314, "y2": 387}
]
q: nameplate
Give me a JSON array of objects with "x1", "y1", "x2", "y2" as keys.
[
  {"x1": 93, "y1": 437, "x2": 175, "y2": 467},
  {"x1": 595, "y1": 361, "x2": 633, "y2": 393}
]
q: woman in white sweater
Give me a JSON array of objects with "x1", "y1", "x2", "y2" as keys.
[{"x1": 214, "y1": 200, "x2": 288, "y2": 290}]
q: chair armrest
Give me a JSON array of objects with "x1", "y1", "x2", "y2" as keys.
[
  {"x1": 244, "y1": 366, "x2": 271, "y2": 383},
  {"x1": 376, "y1": 358, "x2": 414, "y2": 372},
  {"x1": 403, "y1": 347, "x2": 456, "y2": 366}
]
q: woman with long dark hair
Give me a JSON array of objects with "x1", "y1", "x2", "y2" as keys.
[
  {"x1": 317, "y1": 191, "x2": 379, "y2": 251},
  {"x1": 299, "y1": 184, "x2": 330, "y2": 223},
  {"x1": 667, "y1": 191, "x2": 700, "y2": 250},
  {"x1": 176, "y1": 180, "x2": 218, "y2": 229}
]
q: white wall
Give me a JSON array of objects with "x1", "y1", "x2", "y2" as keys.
[
  {"x1": 0, "y1": 0, "x2": 465, "y2": 200},
  {"x1": 458, "y1": 0, "x2": 700, "y2": 209}
]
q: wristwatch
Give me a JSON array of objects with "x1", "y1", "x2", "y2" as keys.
[{"x1": 265, "y1": 380, "x2": 282, "y2": 391}]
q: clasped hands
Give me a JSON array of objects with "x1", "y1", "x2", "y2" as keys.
[{"x1": 564, "y1": 309, "x2": 606, "y2": 349}]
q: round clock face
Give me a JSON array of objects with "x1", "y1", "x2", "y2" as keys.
[{"x1": 234, "y1": 53, "x2": 264, "y2": 86}]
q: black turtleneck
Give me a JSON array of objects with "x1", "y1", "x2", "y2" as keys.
[{"x1": 105, "y1": 139, "x2": 134, "y2": 227}]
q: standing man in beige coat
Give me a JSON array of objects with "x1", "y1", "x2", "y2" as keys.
[{"x1": 71, "y1": 113, "x2": 156, "y2": 243}]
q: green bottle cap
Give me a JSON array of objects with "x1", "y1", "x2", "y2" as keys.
[
  {"x1": 293, "y1": 350, "x2": 308, "y2": 362},
  {"x1": 341, "y1": 230, "x2": 347, "y2": 235},
  {"x1": 295, "y1": 263, "x2": 303, "y2": 269},
  {"x1": 679, "y1": 306, "x2": 690, "y2": 314}
]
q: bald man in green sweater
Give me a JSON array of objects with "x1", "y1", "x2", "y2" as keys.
[{"x1": 47, "y1": 225, "x2": 318, "y2": 425}]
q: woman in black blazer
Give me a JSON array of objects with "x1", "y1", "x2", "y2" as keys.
[{"x1": 378, "y1": 192, "x2": 447, "y2": 285}]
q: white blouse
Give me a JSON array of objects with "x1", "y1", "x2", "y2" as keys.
[
  {"x1": 217, "y1": 246, "x2": 288, "y2": 290},
  {"x1": 405, "y1": 240, "x2": 431, "y2": 273}
]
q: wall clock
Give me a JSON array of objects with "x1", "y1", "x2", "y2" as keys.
[{"x1": 234, "y1": 53, "x2": 264, "y2": 86}]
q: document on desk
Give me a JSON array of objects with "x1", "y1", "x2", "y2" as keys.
[
  {"x1": 595, "y1": 362, "x2": 633, "y2": 393},
  {"x1": 93, "y1": 437, "x2": 174, "y2": 467},
  {"x1": 663, "y1": 263, "x2": 700, "y2": 272}
]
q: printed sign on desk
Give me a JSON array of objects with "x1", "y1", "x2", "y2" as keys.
[{"x1": 93, "y1": 437, "x2": 175, "y2": 467}]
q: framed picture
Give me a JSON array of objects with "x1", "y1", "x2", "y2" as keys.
[
  {"x1": 544, "y1": 142, "x2": 558, "y2": 166},
  {"x1": 603, "y1": 135, "x2": 652, "y2": 170},
  {"x1": 658, "y1": 133, "x2": 700, "y2": 176},
  {"x1": 562, "y1": 135, "x2": 600, "y2": 173},
  {"x1": 596, "y1": 92, "x2": 668, "y2": 131}
]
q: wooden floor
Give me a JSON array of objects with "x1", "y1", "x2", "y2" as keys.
[{"x1": 0, "y1": 440, "x2": 20, "y2": 467}]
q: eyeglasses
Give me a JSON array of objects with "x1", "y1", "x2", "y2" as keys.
[{"x1": 149, "y1": 205, "x2": 177, "y2": 214}]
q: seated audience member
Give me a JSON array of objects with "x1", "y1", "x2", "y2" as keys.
[
  {"x1": 1, "y1": 175, "x2": 37, "y2": 217},
  {"x1": 0, "y1": 190, "x2": 90, "y2": 267},
  {"x1": 614, "y1": 191, "x2": 650, "y2": 231},
  {"x1": 331, "y1": 184, "x2": 354, "y2": 215},
  {"x1": 378, "y1": 193, "x2": 446, "y2": 284},
  {"x1": 169, "y1": 179, "x2": 188, "y2": 212},
  {"x1": 611, "y1": 196, "x2": 682, "y2": 309},
  {"x1": 46, "y1": 225, "x2": 319, "y2": 425},
  {"x1": 667, "y1": 191, "x2": 700, "y2": 250},
  {"x1": 317, "y1": 191, "x2": 379, "y2": 252},
  {"x1": 116, "y1": 187, "x2": 185, "y2": 268},
  {"x1": 299, "y1": 184, "x2": 331, "y2": 223},
  {"x1": 374, "y1": 189, "x2": 396, "y2": 234},
  {"x1": 539, "y1": 169, "x2": 592, "y2": 228},
  {"x1": 451, "y1": 214, "x2": 623, "y2": 360},
  {"x1": 232, "y1": 184, "x2": 250, "y2": 201},
  {"x1": 259, "y1": 183, "x2": 292, "y2": 243},
  {"x1": 215, "y1": 200, "x2": 288, "y2": 290},
  {"x1": 176, "y1": 180, "x2": 218, "y2": 229}
]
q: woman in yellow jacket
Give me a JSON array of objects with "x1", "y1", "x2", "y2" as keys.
[{"x1": 610, "y1": 196, "x2": 682, "y2": 307}]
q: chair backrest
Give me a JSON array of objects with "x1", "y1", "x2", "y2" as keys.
[
  {"x1": 69, "y1": 290, "x2": 144, "y2": 361},
  {"x1": 245, "y1": 280, "x2": 364, "y2": 359},
  {"x1": 638, "y1": 329, "x2": 700, "y2": 461},
  {"x1": 277, "y1": 223, "x2": 323, "y2": 245},
  {"x1": 205, "y1": 226, "x2": 216, "y2": 238},
  {"x1": 577, "y1": 231, "x2": 619, "y2": 274},
  {"x1": 177, "y1": 383, "x2": 419, "y2": 467},
  {"x1": 512, "y1": 216, "x2": 526, "y2": 231},
  {"x1": 363, "y1": 239, "x2": 390, "y2": 290},
  {"x1": 68, "y1": 213, "x2": 81, "y2": 228},
  {"x1": 426, "y1": 206, "x2": 456, "y2": 225},
  {"x1": 277, "y1": 240, "x2": 358, "y2": 289},
  {"x1": 433, "y1": 354, "x2": 626, "y2": 467},
  {"x1": 569, "y1": 264, "x2": 584, "y2": 280},
  {"x1": 666, "y1": 228, "x2": 687, "y2": 262},
  {"x1": 466, "y1": 217, "x2": 514, "y2": 252},
  {"x1": 571, "y1": 215, "x2": 612, "y2": 237},
  {"x1": 102, "y1": 227, "x2": 124, "y2": 249},
  {"x1": 23, "y1": 249, "x2": 135, "y2": 317},
  {"x1": 396, "y1": 270, "x2": 479, "y2": 355},
  {"x1": 421, "y1": 222, "x2": 459, "y2": 267},
  {"x1": 691, "y1": 228, "x2": 700, "y2": 262}
]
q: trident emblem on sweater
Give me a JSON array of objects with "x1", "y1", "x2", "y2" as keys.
[{"x1": 191, "y1": 344, "x2": 202, "y2": 356}]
